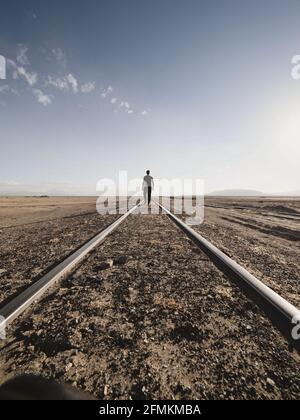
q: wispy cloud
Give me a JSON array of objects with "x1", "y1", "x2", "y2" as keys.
[
  {"x1": 101, "y1": 87, "x2": 147, "y2": 116},
  {"x1": 17, "y1": 66, "x2": 38, "y2": 86},
  {"x1": 81, "y1": 81, "x2": 95, "y2": 93},
  {"x1": 16, "y1": 44, "x2": 30, "y2": 66},
  {"x1": 66, "y1": 73, "x2": 78, "y2": 93},
  {"x1": 33, "y1": 89, "x2": 52, "y2": 106},
  {"x1": 101, "y1": 85, "x2": 113, "y2": 98},
  {"x1": 47, "y1": 73, "x2": 78, "y2": 93},
  {"x1": 8, "y1": 59, "x2": 38, "y2": 86},
  {"x1": 118, "y1": 101, "x2": 134, "y2": 114},
  {"x1": 3, "y1": 45, "x2": 150, "y2": 115},
  {"x1": 119, "y1": 101, "x2": 130, "y2": 109},
  {"x1": 47, "y1": 75, "x2": 69, "y2": 92}
]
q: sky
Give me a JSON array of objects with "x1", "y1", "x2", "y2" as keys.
[{"x1": 0, "y1": 0, "x2": 300, "y2": 195}]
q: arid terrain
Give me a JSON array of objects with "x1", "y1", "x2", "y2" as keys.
[{"x1": 0, "y1": 196, "x2": 299, "y2": 400}]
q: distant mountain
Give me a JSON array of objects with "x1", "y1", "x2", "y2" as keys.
[{"x1": 207, "y1": 189, "x2": 264, "y2": 197}]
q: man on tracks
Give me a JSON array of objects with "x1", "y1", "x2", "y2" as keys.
[{"x1": 143, "y1": 170, "x2": 154, "y2": 205}]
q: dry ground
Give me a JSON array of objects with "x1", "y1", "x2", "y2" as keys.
[
  {"x1": 192, "y1": 197, "x2": 300, "y2": 307},
  {"x1": 0, "y1": 196, "x2": 299, "y2": 400},
  {"x1": 0, "y1": 197, "x2": 116, "y2": 302}
]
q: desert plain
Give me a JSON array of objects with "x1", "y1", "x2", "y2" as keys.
[{"x1": 0, "y1": 196, "x2": 299, "y2": 399}]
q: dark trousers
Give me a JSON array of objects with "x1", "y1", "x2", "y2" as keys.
[{"x1": 147, "y1": 187, "x2": 152, "y2": 204}]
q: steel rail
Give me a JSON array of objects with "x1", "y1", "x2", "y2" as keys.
[
  {"x1": 0, "y1": 202, "x2": 141, "y2": 330},
  {"x1": 155, "y1": 201, "x2": 300, "y2": 324}
]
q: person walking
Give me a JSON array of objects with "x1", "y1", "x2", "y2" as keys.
[{"x1": 143, "y1": 170, "x2": 154, "y2": 205}]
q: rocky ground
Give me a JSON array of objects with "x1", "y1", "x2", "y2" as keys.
[
  {"x1": 190, "y1": 197, "x2": 300, "y2": 307},
  {"x1": 0, "y1": 198, "x2": 300, "y2": 400},
  {"x1": 0, "y1": 197, "x2": 116, "y2": 302}
]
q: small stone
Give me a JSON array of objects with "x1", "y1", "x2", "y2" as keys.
[
  {"x1": 104, "y1": 384, "x2": 109, "y2": 396},
  {"x1": 96, "y1": 260, "x2": 114, "y2": 271},
  {"x1": 266, "y1": 378, "x2": 275, "y2": 388},
  {"x1": 58, "y1": 288, "x2": 68, "y2": 296},
  {"x1": 114, "y1": 256, "x2": 128, "y2": 266},
  {"x1": 66, "y1": 362, "x2": 73, "y2": 372},
  {"x1": 22, "y1": 330, "x2": 33, "y2": 338},
  {"x1": 0, "y1": 269, "x2": 6, "y2": 275}
]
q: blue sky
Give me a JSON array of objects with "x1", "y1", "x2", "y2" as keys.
[{"x1": 0, "y1": 0, "x2": 300, "y2": 195}]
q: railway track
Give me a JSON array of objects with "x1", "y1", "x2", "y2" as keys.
[
  {"x1": 1, "y1": 199, "x2": 299, "y2": 346},
  {"x1": 0, "y1": 202, "x2": 141, "y2": 330},
  {"x1": 156, "y1": 201, "x2": 300, "y2": 339},
  {"x1": 1, "y1": 202, "x2": 300, "y2": 399}
]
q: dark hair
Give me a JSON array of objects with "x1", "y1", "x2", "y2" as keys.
[{"x1": 146, "y1": 170, "x2": 150, "y2": 175}]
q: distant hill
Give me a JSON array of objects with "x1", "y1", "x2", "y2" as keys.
[{"x1": 207, "y1": 189, "x2": 264, "y2": 197}]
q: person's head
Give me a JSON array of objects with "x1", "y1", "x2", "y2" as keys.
[{"x1": 146, "y1": 170, "x2": 150, "y2": 175}]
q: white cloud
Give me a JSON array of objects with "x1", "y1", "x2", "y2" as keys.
[
  {"x1": 67, "y1": 73, "x2": 78, "y2": 93},
  {"x1": 118, "y1": 101, "x2": 134, "y2": 114},
  {"x1": 119, "y1": 101, "x2": 130, "y2": 109},
  {"x1": 101, "y1": 85, "x2": 113, "y2": 98},
  {"x1": 111, "y1": 97, "x2": 118, "y2": 104},
  {"x1": 17, "y1": 66, "x2": 38, "y2": 86},
  {"x1": 81, "y1": 82, "x2": 95, "y2": 93},
  {"x1": 8, "y1": 59, "x2": 37, "y2": 86},
  {"x1": 33, "y1": 89, "x2": 52, "y2": 106},
  {"x1": 47, "y1": 73, "x2": 78, "y2": 93},
  {"x1": 141, "y1": 110, "x2": 148, "y2": 116},
  {"x1": 47, "y1": 75, "x2": 69, "y2": 92},
  {"x1": 16, "y1": 44, "x2": 29, "y2": 66}
]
